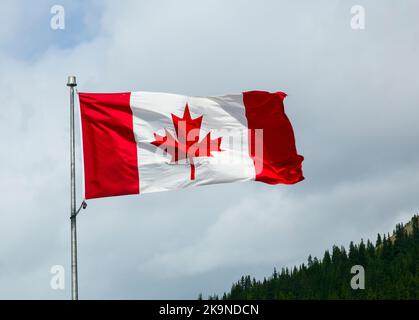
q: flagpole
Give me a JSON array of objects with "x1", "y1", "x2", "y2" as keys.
[{"x1": 67, "y1": 75, "x2": 78, "y2": 300}]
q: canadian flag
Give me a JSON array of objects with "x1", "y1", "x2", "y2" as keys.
[{"x1": 79, "y1": 91, "x2": 304, "y2": 199}]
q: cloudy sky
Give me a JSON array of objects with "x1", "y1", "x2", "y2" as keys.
[{"x1": 0, "y1": 0, "x2": 418, "y2": 299}]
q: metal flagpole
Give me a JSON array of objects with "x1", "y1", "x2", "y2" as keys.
[{"x1": 67, "y1": 75, "x2": 78, "y2": 300}]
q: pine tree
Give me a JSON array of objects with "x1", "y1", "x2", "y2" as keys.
[{"x1": 376, "y1": 233, "x2": 382, "y2": 247}]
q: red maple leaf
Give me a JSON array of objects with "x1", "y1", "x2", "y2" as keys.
[{"x1": 151, "y1": 104, "x2": 222, "y2": 180}]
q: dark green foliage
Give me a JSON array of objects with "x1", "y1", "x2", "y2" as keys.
[{"x1": 208, "y1": 215, "x2": 418, "y2": 300}]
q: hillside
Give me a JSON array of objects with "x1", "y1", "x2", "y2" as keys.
[{"x1": 205, "y1": 215, "x2": 418, "y2": 300}]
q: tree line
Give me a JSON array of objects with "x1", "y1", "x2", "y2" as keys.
[{"x1": 203, "y1": 215, "x2": 418, "y2": 300}]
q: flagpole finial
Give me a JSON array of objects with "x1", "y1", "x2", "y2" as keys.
[{"x1": 67, "y1": 75, "x2": 77, "y2": 87}]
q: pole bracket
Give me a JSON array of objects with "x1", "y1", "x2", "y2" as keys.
[{"x1": 70, "y1": 200, "x2": 87, "y2": 219}]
